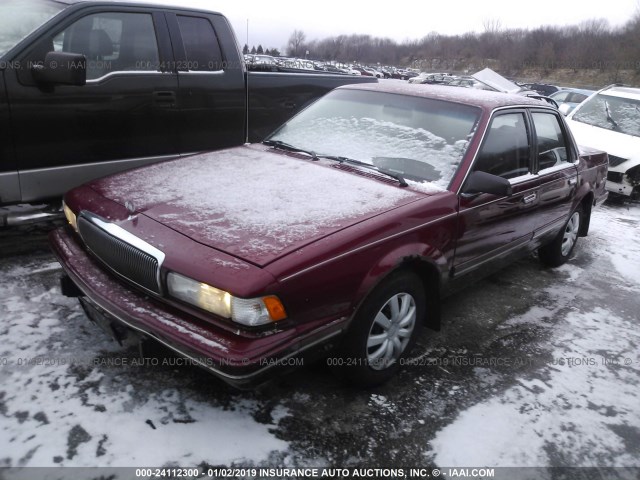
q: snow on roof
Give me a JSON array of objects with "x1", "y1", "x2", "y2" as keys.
[{"x1": 342, "y1": 82, "x2": 549, "y2": 110}]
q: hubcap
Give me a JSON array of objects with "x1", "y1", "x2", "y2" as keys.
[
  {"x1": 561, "y1": 212, "x2": 580, "y2": 257},
  {"x1": 366, "y1": 292, "x2": 416, "y2": 370}
]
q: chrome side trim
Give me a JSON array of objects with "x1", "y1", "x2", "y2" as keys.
[
  {"x1": 533, "y1": 217, "x2": 567, "y2": 241},
  {"x1": 0, "y1": 171, "x2": 21, "y2": 204},
  {"x1": 453, "y1": 236, "x2": 531, "y2": 277},
  {"x1": 178, "y1": 70, "x2": 224, "y2": 76},
  {"x1": 85, "y1": 70, "x2": 167, "y2": 84},
  {"x1": 18, "y1": 154, "x2": 178, "y2": 202},
  {"x1": 79, "y1": 211, "x2": 165, "y2": 294},
  {"x1": 280, "y1": 212, "x2": 458, "y2": 282}
]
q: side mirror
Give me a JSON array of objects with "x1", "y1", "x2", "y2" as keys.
[
  {"x1": 32, "y1": 51, "x2": 86, "y2": 86},
  {"x1": 558, "y1": 103, "x2": 571, "y2": 116},
  {"x1": 462, "y1": 171, "x2": 513, "y2": 196}
]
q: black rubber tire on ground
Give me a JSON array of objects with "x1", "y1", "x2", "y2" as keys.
[
  {"x1": 539, "y1": 206, "x2": 583, "y2": 267},
  {"x1": 334, "y1": 271, "x2": 425, "y2": 387}
]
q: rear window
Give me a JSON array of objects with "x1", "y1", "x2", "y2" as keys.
[{"x1": 177, "y1": 15, "x2": 223, "y2": 71}]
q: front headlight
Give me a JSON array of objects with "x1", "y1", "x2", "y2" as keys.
[
  {"x1": 166, "y1": 272, "x2": 287, "y2": 327},
  {"x1": 62, "y1": 200, "x2": 77, "y2": 231}
]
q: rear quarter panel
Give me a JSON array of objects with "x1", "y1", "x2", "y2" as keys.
[{"x1": 577, "y1": 145, "x2": 608, "y2": 207}]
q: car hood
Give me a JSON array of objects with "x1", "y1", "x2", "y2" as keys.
[
  {"x1": 566, "y1": 118, "x2": 640, "y2": 171},
  {"x1": 88, "y1": 145, "x2": 423, "y2": 267}
]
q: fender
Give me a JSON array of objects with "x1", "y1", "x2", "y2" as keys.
[{"x1": 350, "y1": 240, "x2": 450, "y2": 330}]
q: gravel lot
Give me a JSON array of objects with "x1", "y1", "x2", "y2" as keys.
[{"x1": 0, "y1": 201, "x2": 639, "y2": 478}]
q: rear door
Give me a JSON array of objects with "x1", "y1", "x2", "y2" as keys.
[
  {"x1": 453, "y1": 110, "x2": 540, "y2": 277},
  {"x1": 529, "y1": 109, "x2": 578, "y2": 241},
  {"x1": 6, "y1": 6, "x2": 180, "y2": 202},
  {"x1": 165, "y1": 11, "x2": 245, "y2": 153}
]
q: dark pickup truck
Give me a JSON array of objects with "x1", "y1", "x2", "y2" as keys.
[{"x1": 0, "y1": 0, "x2": 375, "y2": 207}]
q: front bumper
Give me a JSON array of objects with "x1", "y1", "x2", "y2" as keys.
[
  {"x1": 605, "y1": 180, "x2": 635, "y2": 198},
  {"x1": 49, "y1": 227, "x2": 347, "y2": 388}
]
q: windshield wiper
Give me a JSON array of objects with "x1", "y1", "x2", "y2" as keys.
[
  {"x1": 263, "y1": 139, "x2": 318, "y2": 160},
  {"x1": 319, "y1": 154, "x2": 409, "y2": 187},
  {"x1": 604, "y1": 101, "x2": 619, "y2": 129}
]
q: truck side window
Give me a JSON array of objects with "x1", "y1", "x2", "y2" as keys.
[
  {"x1": 176, "y1": 15, "x2": 223, "y2": 71},
  {"x1": 474, "y1": 113, "x2": 531, "y2": 180},
  {"x1": 26, "y1": 12, "x2": 159, "y2": 81},
  {"x1": 531, "y1": 112, "x2": 570, "y2": 171}
]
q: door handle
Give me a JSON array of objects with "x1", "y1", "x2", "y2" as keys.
[
  {"x1": 522, "y1": 193, "x2": 537, "y2": 204},
  {"x1": 153, "y1": 91, "x2": 176, "y2": 107}
]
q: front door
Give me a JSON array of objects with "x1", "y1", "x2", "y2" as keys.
[
  {"x1": 454, "y1": 110, "x2": 539, "y2": 278},
  {"x1": 6, "y1": 7, "x2": 180, "y2": 201}
]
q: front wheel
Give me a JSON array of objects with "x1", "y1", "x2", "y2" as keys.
[
  {"x1": 334, "y1": 271, "x2": 425, "y2": 387},
  {"x1": 539, "y1": 207, "x2": 582, "y2": 267}
]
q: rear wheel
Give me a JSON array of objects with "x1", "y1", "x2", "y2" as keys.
[
  {"x1": 539, "y1": 206, "x2": 582, "y2": 267},
  {"x1": 335, "y1": 271, "x2": 425, "y2": 387}
]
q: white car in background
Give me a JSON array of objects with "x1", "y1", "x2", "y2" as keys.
[{"x1": 565, "y1": 85, "x2": 640, "y2": 200}]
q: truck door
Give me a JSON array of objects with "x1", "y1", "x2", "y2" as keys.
[
  {"x1": 5, "y1": 7, "x2": 180, "y2": 202},
  {"x1": 454, "y1": 110, "x2": 539, "y2": 277},
  {"x1": 165, "y1": 12, "x2": 245, "y2": 154},
  {"x1": 0, "y1": 70, "x2": 19, "y2": 204}
]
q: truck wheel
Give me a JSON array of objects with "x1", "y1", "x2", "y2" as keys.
[
  {"x1": 539, "y1": 206, "x2": 582, "y2": 267},
  {"x1": 335, "y1": 271, "x2": 424, "y2": 387}
]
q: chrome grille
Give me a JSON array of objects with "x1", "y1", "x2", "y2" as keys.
[{"x1": 78, "y1": 215, "x2": 161, "y2": 294}]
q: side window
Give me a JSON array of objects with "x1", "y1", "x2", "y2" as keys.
[
  {"x1": 176, "y1": 15, "x2": 223, "y2": 71},
  {"x1": 552, "y1": 92, "x2": 569, "y2": 103},
  {"x1": 474, "y1": 113, "x2": 531, "y2": 180},
  {"x1": 532, "y1": 112, "x2": 570, "y2": 171},
  {"x1": 41, "y1": 12, "x2": 158, "y2": 80}
]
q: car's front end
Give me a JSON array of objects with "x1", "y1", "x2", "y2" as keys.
[
  {"x1": 605, "y1": 157, "x2": 640, "y2": 200},
  {"x1": 51, "y1": 139, "x2": 430, "y2": 387},
  {"x1": 566, "y1": 85, "x2": 640, "y2": 200}
]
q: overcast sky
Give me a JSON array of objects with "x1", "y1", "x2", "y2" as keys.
[{"x1": 149, "y1": 0, "x2": 638, "y2": 51}]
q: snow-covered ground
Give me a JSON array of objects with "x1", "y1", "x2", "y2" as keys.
[{"x1": 0, "y1": 203, "x2": 639, "y2": 475}]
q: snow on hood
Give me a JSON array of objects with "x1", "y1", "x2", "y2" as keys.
[{"x1": 89, "y1": 146, "x2": 421, "y2": 266}]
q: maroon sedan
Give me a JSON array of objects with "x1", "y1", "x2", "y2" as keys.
[{"x1": 51, "y1": 83, "x2": 608, "y2": 387}]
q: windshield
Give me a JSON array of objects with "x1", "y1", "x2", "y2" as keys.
[
  {"x1": 266, "y1": 89, "x2": 480, "y2": 188},
  {"x1": 572, "y1": 92, "x2": 640, "y2": 138},
  {"x1": 0, "y1": 0, "x2": 65, "y2": 58}
]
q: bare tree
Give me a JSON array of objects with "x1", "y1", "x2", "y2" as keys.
[{"x1": 287, "y1": 30, "x2": 307, "y2": 57}]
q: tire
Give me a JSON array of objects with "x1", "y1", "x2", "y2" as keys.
[
  {"x1": 539, "y1": 206, "x2": 582, "y2": 267},
  {"x1": 335, "y1": 271, "x2": 425, "y2": 387}
]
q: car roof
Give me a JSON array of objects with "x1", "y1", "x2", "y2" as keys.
[
  {"x1": 600, "y1": 85, "x2": 640, "y2": 101},
  {"x1": 338, "y1": 82, "x2": 551, "y2": 110},
  {"x1": 554, "y1": 88, "x2": 595, "y2": 95},
  {"x1": 52, "y1": 0, "x2": 221, "y2": 15}
]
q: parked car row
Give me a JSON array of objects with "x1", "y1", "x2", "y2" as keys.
[
  {"x1": 404, "y1": 68, "x2": 639, "y2": 201},
  {"x1": 408, "y1": 72, "x2": 489, "y2": 90},
  {"x1": 242, "y1": 55, "x2": 417, "y2": 80}
]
